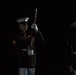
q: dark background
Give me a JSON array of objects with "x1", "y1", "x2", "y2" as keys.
[{"x1": 0, "y1": 1, "x2": 76, "y2": 75}]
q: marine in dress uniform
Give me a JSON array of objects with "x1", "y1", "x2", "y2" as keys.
[{"x1": 12, "y1": 17, "x2": 40, "y2": 75}]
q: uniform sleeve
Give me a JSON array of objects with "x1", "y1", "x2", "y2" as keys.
[
  {"x1": 34, "y1": 30, "x2": 44, "y2": 51},
  {"x1": 11, "y1": 34, "x2": 20, "y2": 56}
]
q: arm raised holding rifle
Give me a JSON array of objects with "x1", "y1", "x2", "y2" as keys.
[
  {"x1": 31, "y1": 9, "x2": 44, "y2": 42},
  {"x1": 31, "y1": 9, "x2": 39, "y2": 33}
]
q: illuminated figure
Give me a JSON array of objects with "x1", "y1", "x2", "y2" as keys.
[{"x1": 12, "y1": 9, "x2": 44, "y2": 75}]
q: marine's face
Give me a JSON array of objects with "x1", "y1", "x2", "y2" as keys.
[{"x1": 19, "y1": 24, "x2": 28, "y2": 32}]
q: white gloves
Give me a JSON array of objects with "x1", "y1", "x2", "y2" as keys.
[{"x1": 31, "y1": 23, "x2": 38, "y2": 33}]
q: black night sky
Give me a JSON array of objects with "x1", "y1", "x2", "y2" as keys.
[{"x1": 0, "y1": 1, "x2": 76, "y2": 75}]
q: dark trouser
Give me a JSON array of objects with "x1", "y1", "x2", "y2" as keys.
[{"x1": 19, "y1": 68, "x2": 35, "y2": 75}]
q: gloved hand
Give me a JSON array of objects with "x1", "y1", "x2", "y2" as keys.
[{"x1": 31, "y1": 23, "x2": 38, "y2": 33}]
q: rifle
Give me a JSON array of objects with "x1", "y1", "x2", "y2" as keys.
[
  {"x1": 28, "y1": 9, "x2": 38, "y2": 67},
  {"x1": 31, "y1": 8, "x2": 38, "y2": 35},
  {"x1": 32, "y1": 8, "x2": 44, "y2": 42},
  {"x1": 33, "y1": 8, "x2": 38, "y2": 24}
]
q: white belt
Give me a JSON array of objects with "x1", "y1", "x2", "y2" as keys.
[{"x1": 28, "y1": 50, "x2": 34, "y2": 55}]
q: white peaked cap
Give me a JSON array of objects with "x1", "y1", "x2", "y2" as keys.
[{"x1": 16, "y1": 17, "x2": 29, "y2": 23}]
